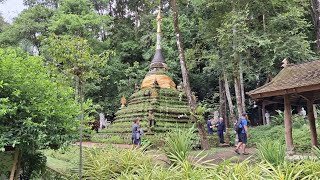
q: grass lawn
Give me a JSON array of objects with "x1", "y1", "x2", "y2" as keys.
[{"x1": 43, "y1": 146, "x2": 79, "y2": 175}]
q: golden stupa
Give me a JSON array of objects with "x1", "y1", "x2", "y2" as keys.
[
  {"x1": 99, "y1": 8, "x2": 191, "y2": 141},
  {"x1": 140, "y1": 9, "x2": 176, "y2": 90}
]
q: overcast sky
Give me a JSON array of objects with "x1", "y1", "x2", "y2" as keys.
[{"x1": 0, "y1": 0, "x2": 25, "y2": 23}]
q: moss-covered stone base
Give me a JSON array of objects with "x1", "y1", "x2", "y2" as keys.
[{"x1": 94, "y1": 87, "x2": 194, "y2": 144}]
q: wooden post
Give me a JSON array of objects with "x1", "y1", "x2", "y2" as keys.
[
  {"x1": 258, "y1": 105, "x2": 262, "y2": 125},
  {"x1": 219, "y1": 77, "x2": 227, "y2": 127},
  {"x1": 284, "y1": 94, "x2": 294, "y2": 154},
  {"x1": 314, "y1": 104, "x2": 318, "y2": 119},
  {"x1": 307, "y1": 99, "x2": 318, "y2": 146}
]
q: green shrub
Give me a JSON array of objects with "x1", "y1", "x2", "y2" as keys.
[
  {"x1": 143, "y1": 134, "x2": 166, "y2": 148},
  {"x1": 20, "y1": 151, "x2": 47, "y2": 179},
  {"x1": 82, "y1": 147, "x2": 154, "y2": 179},
  {"x1": 212, "y1": 160, "x2": 263, "y2": 179},
  {"x1": 49, "y1": 144, "x2": 320, "y2": 179},
  {"x1": 259, "y1": 160, "x2": 320, "y2": 179},
  {"x1": 164, "y1": 127, "x2": 195, "y2": 165},
  {"x1": 257, "y1": 140, "x2": 285, "y2": 166},
  {"x1": 250, "y1": 125, "x2": 320, "y2": 153},
  {"x1": 250, "y1": 125, "x2": 285, "y2": 146},
  {"x1": 271, "y1": 110, "x2": 284, "y2": 126},
  {"x1": 313, "y1": 146, "x2": 320, "y2": 160},
  {"x1": 91, "y1": 134, "x2": 131, "y2": 144}
]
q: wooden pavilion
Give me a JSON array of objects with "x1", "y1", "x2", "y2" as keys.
[{"x1": 248, "y1": 60, "x2": 320, "y2": 154}]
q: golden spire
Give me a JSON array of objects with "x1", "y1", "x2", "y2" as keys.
[
  {"x1": 149, "y1": 5, "x2": 166, "y2": 71},
  {"x1": 156, "y1": 7, "x2": 162, "y2": 33},
  {"x1": 156, "y1": 6, "x2": 162, "y2": 50}
]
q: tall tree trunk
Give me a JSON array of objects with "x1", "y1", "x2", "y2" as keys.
[
  {"x1": 219, "y1": 76, "x2": 230, "y2": 144},
  {"x1": 232, "y1": 1, "x2": 243, "y2": 117},
  {"x1": 10, "y1": 148, "x2": 20, "y2": 180},
  {"x1": 311, "y1": 0, "x2": 320, "y2": 53},
  {"x1": 239, "y1": 61, "x2": 246, "y2": 112},
  {"x1": 234, "y1": 76, "x2": 243, "y2": 117},
  {"x1": 77, "y1": 76, "x2": 84, "y2": 180},
  {"x1": 14, "y1": 150, "x2": 21, "y2": 180},
  {"x1": 224, "y1": 72, "x2": 236, "y2": 123},
  {"x1": 219, "y1": 76, "x2": 228, "y2": 127},
  {"x1": 171, "y1": 0, "x2": 209, "y2": 150},
  {"x1": 224, "y1": 73, "x2": 237, "y2": 145}
]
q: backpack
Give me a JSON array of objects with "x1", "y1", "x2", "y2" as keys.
[
  {"x1": 234, "y1": 119, "x2": 243, "y2": 134},
  {"x1": 136, "y1": 128, "x2": 143, "y2": 140}
]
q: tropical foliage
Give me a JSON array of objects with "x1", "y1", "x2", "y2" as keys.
[
  {"x1": 0, "y1": 48, "x2": 79, "y2": 177},
  {"x1": 1, "y1": 0, "x2": 320, "y2": 178},
  {"x1": 44, "y1": 128, "x2": 320, "y2": 179}
]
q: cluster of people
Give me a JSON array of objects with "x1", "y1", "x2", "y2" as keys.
[
  {"x1": 207, "y1": 112, "x2": 250, "y2": 155},
  {"x1": 131, "y1": 112, "x2": 250, "y2": 155},
  {"x1": 207, "y1": 117, "x2": 226, "y2": 144}
]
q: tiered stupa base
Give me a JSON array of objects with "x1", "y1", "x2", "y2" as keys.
[{"x1": 93, "y1": 87, "x2": 193, "y2": 145}]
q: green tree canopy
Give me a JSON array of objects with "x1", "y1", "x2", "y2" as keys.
[{"x1": 0, "y1": 48, "x2": 79, "y2": 151}]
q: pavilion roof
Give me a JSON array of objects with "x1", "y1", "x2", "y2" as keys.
[{"x1": 248, "y1": 60, "x2": 320, "y2": 99}]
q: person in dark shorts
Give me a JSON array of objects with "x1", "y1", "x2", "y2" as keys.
[{"x1": 235, "y1": 113, "x2": 249, "y2": 155}]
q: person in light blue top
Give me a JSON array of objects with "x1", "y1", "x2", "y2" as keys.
[
  {"x1": 132, "y1": 118, "x2": 142, "y2": 145},
  {"x1": 235, "y1": 113, "x2": 249, "y2": 155}
]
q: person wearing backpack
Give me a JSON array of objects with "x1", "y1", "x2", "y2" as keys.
[{"x1": 234, "y1": 113, "x2": 249, "y2": 155}]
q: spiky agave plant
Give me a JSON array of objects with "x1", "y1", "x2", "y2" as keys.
[
  {"x1": 257, "y1": 139, "x2": 285, "y2": 166},
  {"x1": 259, "y1": 160, "x2": 320, "y2": 180},
  {"x1": 82, "y1": 147, "x2": 154, "y2": 179},
  {"x1": 211, "y1": 159, "x2": 263, "y2": 180},
  {"x1": 313, "y1": 146, "x2": 320, "y2": 160},
  {"x1": 164, "y1": 127, "x2": 195, "y2": 165}
]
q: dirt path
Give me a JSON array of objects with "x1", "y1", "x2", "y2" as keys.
[
  {"x1": 74, "y1": 141, "x2": 133, "y2": 149},
  {"x1": 75, "y1": 142, "x2": 257, "y2": 164},
  {"x1": 199, "y1": 147, "x2": 257, "y2": 164}
]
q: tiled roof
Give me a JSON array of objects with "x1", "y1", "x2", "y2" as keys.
[{"x1": 248, "y1": 60, "x2": 320, "y2": 98}]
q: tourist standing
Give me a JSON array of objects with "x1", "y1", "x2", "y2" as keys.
[
  {"x1": 300, "y1": 107, "x2": 307, "y2": 118},
  {"x1": 216, "y1": 117, "x2": 225, "y2": 144},
  {"x1": 235, "y1": 113, "x2": 249, "y2": 155},
  {"x1": 265, "y1": 111, "x2": 270, "y2": 125},
  {"x1": 207, "y1": 118, "x2": 213, "y2": 135},
  {"x1": 132, "y1": 118, "x2": 142, "y2": 145}
]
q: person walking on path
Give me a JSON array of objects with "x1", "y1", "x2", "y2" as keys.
[
  {"x1": 235, "y1": 113, "x2": 249, "y2": 155},
  {"x1": 216, "y1": 117, "x2": 225, "y2": 144},
  {"x1": 132, "y1": 118, "x2": 143, "y2": 146}
]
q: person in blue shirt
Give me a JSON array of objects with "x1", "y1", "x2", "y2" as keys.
[
  {"x1": 235, "y1": 113, "x2": 249, "y2": 155},
  {"x1": 132, "y1": 118, "x2": 142, "y2": 145},
  {"x1": 207, "y1": 118, "x2": 213, "y2": 135},
  {"x1": 215, "y1": 117, "x2": 225, "y2": 144}
]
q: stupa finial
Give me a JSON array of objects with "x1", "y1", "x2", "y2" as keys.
[
  {"x1": 156, "y1": 6, "x2": 162, "y2": 49},
  {"x1": 149, "y1": 6, "x2": 167, "y2": 71}
]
